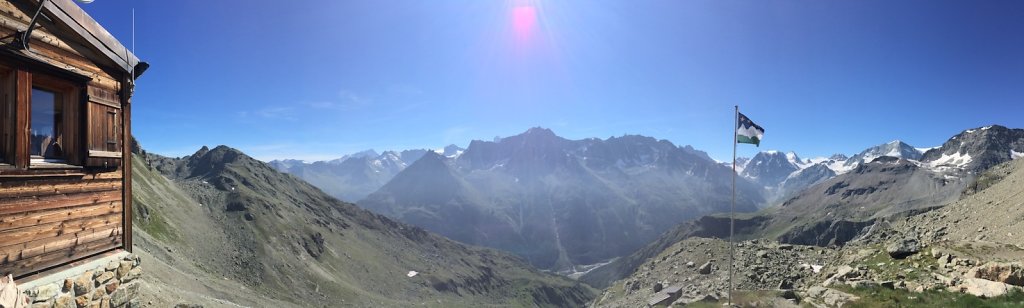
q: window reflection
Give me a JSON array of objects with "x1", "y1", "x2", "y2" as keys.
[{"x1": 31, "y1": 87, "x2": 63, "y2": 161}]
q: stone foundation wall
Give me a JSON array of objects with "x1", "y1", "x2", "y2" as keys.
[{"x1": 22, "y1": 254, "x2": 141, "y2": 308}]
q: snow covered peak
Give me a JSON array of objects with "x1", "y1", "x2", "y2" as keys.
[
  {"x1": 828, "y1": 154, "x2": 849, "y2": 161},
  {"x1": 843, "y1": 140, "x2": 923, "y2": 169},
  {"x1": 434, "y1": 144, "x2": 465, "y2": 158}
]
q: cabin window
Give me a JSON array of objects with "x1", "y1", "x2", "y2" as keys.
[
  {"x1": 24, "y1": 72, "x2": 83, "y2": 169},
  {"x1": 30, "y1": 87, "x2": 64, "y2": 162},
  {"x1": 0, "y1": 67, "x2": 97, "y2": 170}
]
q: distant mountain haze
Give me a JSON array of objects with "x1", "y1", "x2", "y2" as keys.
[
  {"x1": 359, "y1": 128, "x2": 765, "y2": 271},
  {"x1": 269, "y1": 146, "x2": 462, "y2": 201}
]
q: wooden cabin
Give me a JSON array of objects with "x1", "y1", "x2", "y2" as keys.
[{"x1": 0, "y1": 0, "x2": 146, "y2": 280}]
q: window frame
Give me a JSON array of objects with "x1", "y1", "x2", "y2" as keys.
[
  {"x1": 0, "y1": 65, "x2": 13, "y2": 169},
  {"x1": 28, "y1": 73, "x2": 82, "y2": 169}
]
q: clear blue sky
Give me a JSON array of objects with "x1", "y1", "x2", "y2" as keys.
[{"x1": 82, "y1": 0, "x2": 1024, "y2": 161}]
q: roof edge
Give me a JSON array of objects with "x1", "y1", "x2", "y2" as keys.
[{"x1": 34, "y1": 0, "x2": 146, "y2": 78}]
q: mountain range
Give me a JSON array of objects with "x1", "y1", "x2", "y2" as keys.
[
  {"x1": 132, "y1": 123, "x2": 1024, "y2": 306},
  {"x1": 359, "y1": 128, "x2": 765, "y2": 272},
  {"x1": 131, "y1": 143, "x2": 595, "y2": 307},
  {"x1": 266, "y1": 125, "x2": 1024, "y2": 294},
  {"x1": 268, "y1": 146, "x2": 463, "y2": 201}
]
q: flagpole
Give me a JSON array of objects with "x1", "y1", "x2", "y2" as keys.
[{"x1": 729, "y1": 105, "x2": 737, "y2": 306}]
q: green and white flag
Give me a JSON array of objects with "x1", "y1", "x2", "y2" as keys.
[{"x1": 736, "y1": 112, "x2": 764, "y2": 146}]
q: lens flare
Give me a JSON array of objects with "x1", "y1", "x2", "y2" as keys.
[{"x1": 512, "y1": 5, "x2": 537, "y2": 43}]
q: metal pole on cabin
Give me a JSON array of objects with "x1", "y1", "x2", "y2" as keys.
[{"x1": 729, "y1": 105, "x2": 737, "y2": 306}]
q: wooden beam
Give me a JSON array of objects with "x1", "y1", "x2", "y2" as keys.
[
  {"x1": 87, "y1": 150, "x2": 120, "y2": 158},
  {"x1": 14, "y1": 70, "x2": 28, "y2": 168},
  {"x1": 121, "y1": 77, "x2": 131, "y2": 252}
]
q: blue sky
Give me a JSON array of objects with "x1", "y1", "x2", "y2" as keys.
[{"x1": 82, "y1": 1, "x2": 1024, "y2": 162}]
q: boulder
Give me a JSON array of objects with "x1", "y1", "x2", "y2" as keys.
[
  {"x1": 886, "y1": 237, "x2": 920, "y2": 259},
  {"x1": 808, "y1": 287, "x2": 859, "y2": 307},
  {"x1": 698, "y1": 262, "x2": 713, "y2": 275},
  {"x1": 822, "y1": 288, "x2": 859, "y2": 307},
  {"x1": 968, "y1": 262, "x2": 1024, "y2": 286},
  {"x1": 958, "y1": 278, "x2": 1018, "y2": 298}
]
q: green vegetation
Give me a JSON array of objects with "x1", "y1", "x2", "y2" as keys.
[
  {"x1": 838, "y1": 285, "x2": 1024, "y2": 308},
  {"x1": 132, "y1": 203, "x2": 177, "y2": 241},
  {"x1": 858, "y1": 246, "x2": 939, "y2": 281}
]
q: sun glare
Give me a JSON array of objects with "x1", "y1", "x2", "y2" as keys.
[{"x1": 512, "y1": 5, "x2": 537, "y2": 43}]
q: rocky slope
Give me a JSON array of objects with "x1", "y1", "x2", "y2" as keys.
[
  {"x1": 581, "y1": 157, "x2": 964, "y2": 289},
  {"x1": 359, "y1": 128, "x2": 765, "y2": 271},
  {"x1": 131, "y1": 144, "x2": 595, "y2": 307},
  {"x1": 592, "y1": 237, "x2": 836, "y2": 307},
  {"x1": 582, "y1": 126, "x2": 1023, "y2": 289},
  {"x1": 595, "y1": 157, "x2": 1024, "y2": 307}
]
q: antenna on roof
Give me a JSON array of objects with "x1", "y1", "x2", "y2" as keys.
[{"x1": 131, "y1": 7, "x2": 135, "y2": 82}]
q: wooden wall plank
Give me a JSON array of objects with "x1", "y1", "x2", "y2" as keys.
[
  {"x1": 0, "y1": 190, "x2": 120, "y2": 215},
  {"x1": 0, "y1": 212, "x2": 121, "y2": 247},
  {"x1": 0, "y1": 178, "x2": 120, "y2": 198},
  {"x1": 0, "y1": 226, "x2": 121, "y2": 264},
  {"x1": 0, "y1": 201, "x2": 120, "y2": 230},
  {"x1": 2, "y1": 237, "x2": 120, "y2": 278}
]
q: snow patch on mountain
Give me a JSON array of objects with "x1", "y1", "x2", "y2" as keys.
[{"x1": 929, "y1": 151, "x2": 973, "y2": 169}]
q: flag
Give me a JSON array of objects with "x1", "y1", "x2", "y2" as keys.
[{"x1": 737, "y1": 112, "x2": 764, "y2": 146}]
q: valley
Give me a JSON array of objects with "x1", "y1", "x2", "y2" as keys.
[{"x1": 130, "y1": 144, "x2": 595, "y2": 307}]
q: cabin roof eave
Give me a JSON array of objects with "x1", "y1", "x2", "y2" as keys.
[{"x1": 27, "y1": 0, "x2": 148, "y2": 79}]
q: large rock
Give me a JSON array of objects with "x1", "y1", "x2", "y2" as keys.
[
  {"x1": 958, "y1": 278, "x2": 1019, "y2": 298},
  {"x1": 698, "y1": 262, "x2": 713, "y2": 275},
  {"x1": 886, "y1": 237, "x2": 920, "y2": 259},
  {"x1": 969, "y1": 262, "x2": 1024, "y2": 286},
  {"x1": 808, "y1": 287, "x2": 859, "y2": 307}
]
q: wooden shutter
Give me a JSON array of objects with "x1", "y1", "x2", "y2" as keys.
[{"x1": 85, "y1": 86, "x2": 121, "y2": 167}]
